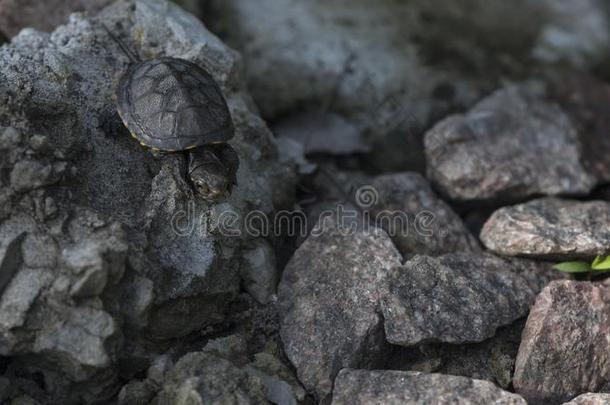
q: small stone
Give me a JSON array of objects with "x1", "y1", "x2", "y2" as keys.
[
  {"x1": 368, "y1": 172, "x2": 480, "y2": 256},
  {"x1": 0, "y1": 231, "x2": 25, "y2": 293},
  {"x1": 28, "y1": 134, "x2": 49, "y2": 152},
  {"x1": 63, "y1": 242, "x2": 108, "y2": 298},
  {"x1": 117, "y1": 274, "x2": 154, "y2": 329},
  {"x1": 202, "y1": 334, "x2": 249, "y2": 364},
  {"x1": 246, "y1": 352, "x2": 307, "y2": 405},
  {"x1": 274, "y1": 137, "x2": 317, "y2": 175},
  {"x1": 22, "y1": 233, "x2": 58, "y2": 269},
  {"x1": 33, "y1": 305, "x2": 118, "y2": 381},
  {"x1": 240, "y1": 239, "x2": 278, "y2": 304},
  {"x1": 43, "y1": 196, "x2": 57, "y2": 218},
  {"x1": 146, "y1": 355, "x2": 173, "y2": 385},
  {"x1": 117, "y1": 379, "x2": 158, "y2": 405},
  {"x1": 9, "y1": 160, "x2": 59, "y2": 192},
  {"x1": 381, "y1": 253, "x2": 555, "y2": 346},
  {"x1": 0, "y1": 127, "x2": 21, "y2": 149},
  {"x1": 0, "y1": 268, "x2": 53, "y2": 330},
  {"x1": 278, "y1": 220, "x2": 401, "y2": 401},
  {"x1": 153, "y1": 352, "x2": 268, "y2": 404},
  {"x1": 425, "y1": 86, "x2": 596, "y2": 203},
  {"x1": 331, "y1": 369, "x2": 527, "y2": 405},
  {"x1": 562, "y1": 393, "x2": 610, "y2": 405},
  {"x1": 481, "y1": 197, "x2": 610, "y2": 259},
  {"x1": 513, "y1": 280, "x2": 610, "y2": 404}
]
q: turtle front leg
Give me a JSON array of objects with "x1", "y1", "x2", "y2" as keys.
[{"x1": 187, "y1": 143, "x2": 240, "y2": 201}]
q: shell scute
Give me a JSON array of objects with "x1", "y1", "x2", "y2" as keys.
[{"x1": 116, "y1": 57, "x2": 233, "y2": 151}]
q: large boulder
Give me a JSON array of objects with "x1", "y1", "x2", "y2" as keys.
[{"x1": 0, "y1": 0, "x2": 294, "y2": 402}]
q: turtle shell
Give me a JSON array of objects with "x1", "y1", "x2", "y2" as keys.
[{"x1": 117, "y1": 57, "x2": 234, "y2": 152}]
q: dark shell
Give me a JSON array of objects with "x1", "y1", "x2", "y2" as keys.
[{"x1": 116, "y1": 57, "x2": 234, "y2": 151}]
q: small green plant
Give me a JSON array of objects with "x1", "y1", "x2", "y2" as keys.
[{"x1": 554, "y1": 255, "x2": 610, "y2": 278}]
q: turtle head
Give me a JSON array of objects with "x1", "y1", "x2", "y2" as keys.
[
  {"x1": 188, "y1": 144, "x2": 239, "y2": 202},
  {"x1": 189, "y1": 164, "x2": 232, "y2": 201}
]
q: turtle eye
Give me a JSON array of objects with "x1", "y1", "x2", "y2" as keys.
[{"x1": 197, "y1": 181, "x2": 209, "y2": 195}]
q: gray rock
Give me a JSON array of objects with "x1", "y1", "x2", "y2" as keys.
[
  {"x1": 117, "y1": 379, "x2": 159, "y2": 405},
  {"x1": 562, "y1": 393, "x2": 610, "y2": 405},
  {"x1": 381, "y1": 253, "x2": 557, "y2": 346},
  {"x1": 331, "y1": 369, "x2": 527, "y2": 405},
  {"x1": 0, "y1": 126, "x2": 22, "y2": 149},
  {"x1": 425, "y1": 86, "x2": 596, "y2": 203},
  {"x1": 481, "y1": 198, "x2": 610, "y2": 259},
  {"x1": 240, "y1": 239, "x2": 278, "y2": 304},
  {"x1": 152, "y1": 352, "x2": 268, "y2": 405},
  {"x1": 278, "y1": 220, "x2": 402, "y2": 401},
  {"x1": 10, "y1": 160, "x2": 65, "y2": 193},
  {"x1": 202, "y1": 334, "x2": 249, "y2": 364},
  {"x1": 368, "y1": 172, "x2": 480, "y2": 256},
  {"x1": 514, "y1": 280, "x2": 610, "y2": 404},
  {"x1": 199, "y1": 334, "x2": 307, "y2": 404},
  {"x1": 531, "y1": 1, "x2": 610, "y2": 68},
  {"x1": 0, "y1": 230, "x2": 25, "y2": 293},
  {"x1": 246, "y1": 352, "x2": 308, "y2": 405},
  {"x1": 274, "y1": 137, "x2": 317, "y2": 176},
  {"x1": 0, "y1": 0, "x2": 294, "y2": 402}
]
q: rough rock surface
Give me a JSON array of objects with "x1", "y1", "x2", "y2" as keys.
[
  {"x1": 381, "y1": 253, "x2": 557, "y2": 346},
  {"x1": 368, "y1": 172, "x2": 480, "y2": 256},
  {"x1": 514, "y1": 280, "x2": 610, "y2": 404},
  {"x1": 0, "y1": 0, "x2": 110, "y2": 37},
  {"x1": 151, "y1": 335, "x2": 307, "y2": 405},
  {"x1": 0, "y1": 0, "x2": 294, "y2": 403},
  {"x1": 425, "y1": 86, "x2": 596, "y2": 203},
  {"x1": 278, "y1": 220, "x2": 402, "y2": 401},
  {"x1": 481, "y1": 198, "x2": 610, "y2": 259},
  {"x1": 562, "y1": 393, "x2": 610, "y2": 405},
  {"x1": 331, "y1": 369, "x2": 527, "y2": 405},
  {"x1": 152, "y1": 351, "x2": 269, "y2": 404}
]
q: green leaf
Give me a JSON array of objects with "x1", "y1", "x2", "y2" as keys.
[
  {"x1": 591, "y1": 255, "x2": 610, "y2": 270},
  {"x1": 553, "y1": 261, "x2": 592, "y2": 273}
]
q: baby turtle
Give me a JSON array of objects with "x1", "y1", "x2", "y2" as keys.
[{"x1": 106, "y1": 27, "x2": 239, "y2": 201}]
